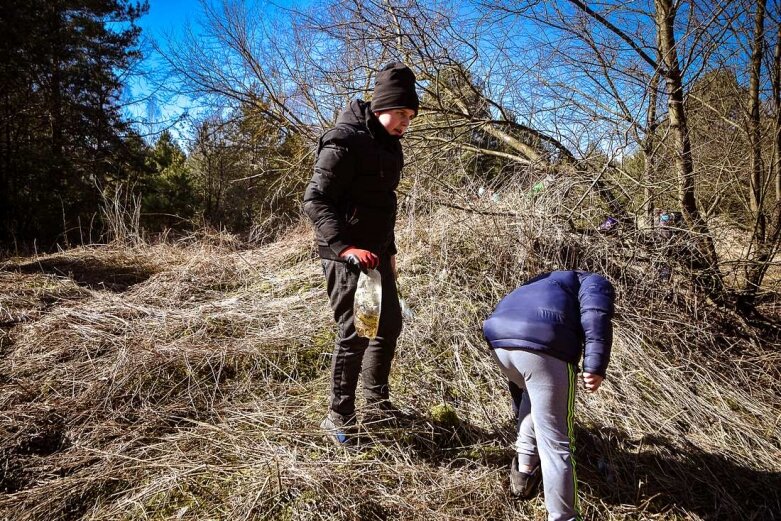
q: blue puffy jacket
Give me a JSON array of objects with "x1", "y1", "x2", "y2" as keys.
[{"x1": 483, "y1": 271, "x2": 615, "y2": 376}]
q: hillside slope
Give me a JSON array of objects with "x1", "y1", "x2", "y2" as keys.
[{"x1": 1, "y1": 194, "x2": 780, "y2": 520}]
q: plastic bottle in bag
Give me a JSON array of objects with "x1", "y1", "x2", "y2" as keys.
[{"x1": 354, "y1": 269, "x2": 382, "y2": 339}]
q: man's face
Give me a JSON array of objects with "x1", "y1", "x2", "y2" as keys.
[{"x1": 375, "y1": 108, "x2": 416, "y2": 137}]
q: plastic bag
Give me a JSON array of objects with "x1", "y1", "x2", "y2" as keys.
[
  {"x1": 400, "y1": 297, "x2": 414, "y2": 321},
  {"x1": 354, "y1": 269, "x2": 382, "y2": 339},
  {"x1": 397, "y1": 283, "x2": 414, "y2": 321}
]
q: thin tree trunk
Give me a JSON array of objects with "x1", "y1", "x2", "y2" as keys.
[
  {"x1": 773, "y1": 23, "x2": 781, "y2": 205},
  {"x1": 654, "y1": 0, "x2": 724, "y2": 298},
  {"x1": 742, "y1": 19, "x2": 781, "y2": 310},
  {"x1": 748, "y1": 0, "x2": 767, "y2": 244},
  {"x1": 643, "y1": 60, "x2": 660, "y2": 229},
  {"x1": 739, "y1": 0, "x2": 770, "y2": 309}
]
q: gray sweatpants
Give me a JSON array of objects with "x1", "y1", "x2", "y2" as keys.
[{"x1": 491, "y1": 348, "x2": 580, "y2": 521}]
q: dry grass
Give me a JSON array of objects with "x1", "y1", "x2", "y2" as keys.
[{"x1": 0, "y1": 191, "x2": 779, "y2": 520}]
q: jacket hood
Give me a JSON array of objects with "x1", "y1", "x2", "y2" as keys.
[{"x1": 336, "y1": 99, "x2": 396, "y2": 141}]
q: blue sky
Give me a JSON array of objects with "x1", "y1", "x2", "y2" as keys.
[
  {"x1": 125, "y1": 0, "x2": 311, "y2": 144},
  {"x1": 137, "y1": 0, "x2": 195, "y2": 37},
  {"x1": 124, "y1": 1, "x2": 206, "y2": 144}
]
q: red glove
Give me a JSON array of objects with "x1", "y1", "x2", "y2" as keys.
[{"x1": 340, "y1": 246, "x2": 379, "y2": 272}]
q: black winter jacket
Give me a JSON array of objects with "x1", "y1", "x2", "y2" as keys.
[{"x1": 303, "y1": 99, "x2": 403, "y2": 259}]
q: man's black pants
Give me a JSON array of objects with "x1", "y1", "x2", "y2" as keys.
[{"x1": 321, "y1": 255, "x2": 402, "y2": 420}]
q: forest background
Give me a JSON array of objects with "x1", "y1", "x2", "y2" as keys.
[
  {"x1": 4, "y1": 0, "x2": 781, "y2": 310},
  {"x1": 5, "y1": 0, "x2": 781, "y2": 310}
]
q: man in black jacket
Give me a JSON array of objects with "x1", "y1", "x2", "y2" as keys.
[{"x1": 303, "y1": 62, "x2": 419, "y2": 445}]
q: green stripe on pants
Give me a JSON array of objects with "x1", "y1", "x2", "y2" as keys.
[{"x1": 567, "y1": 363, "x2": 580, "y2": 518}]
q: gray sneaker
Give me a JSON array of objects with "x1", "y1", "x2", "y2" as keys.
[
  {"x1": 510, "y1": 455, "x2": 541, "y2": 499},
  {"x1": 320, "y1": 412, "x2": 357, "y2": 446}
]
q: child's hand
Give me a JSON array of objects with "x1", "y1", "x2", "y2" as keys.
[{"x1": 582, "y1": 373, "x2": 604, "y2": 393}]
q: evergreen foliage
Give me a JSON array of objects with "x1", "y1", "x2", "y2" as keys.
[
  {"x1": 141, "y1": 131, "x2": 197, "y2": 232},
  {"x1": 0, "y1": 0, "x2": 148, "y2": 249}
]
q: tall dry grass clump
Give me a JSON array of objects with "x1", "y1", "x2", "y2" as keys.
[{"x1": 0, "y1": 186, "x2": 779, "y2": 520}]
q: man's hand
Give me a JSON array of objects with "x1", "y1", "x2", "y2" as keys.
[
  {"x1": 582, "y1": 373, "x2": 604, "y2": 393},
  {"x1": 340, "y1": 246, "x2": 379, "y2": 272}
]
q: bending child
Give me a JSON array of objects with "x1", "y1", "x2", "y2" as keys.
[{"x1": 483, "y1": 270, "x2": 615, "y2": 521}]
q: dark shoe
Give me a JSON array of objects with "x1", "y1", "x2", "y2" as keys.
[
  {"x1": 320, "y1": 411, "x2": 357, "y2": 446},
  {"x1": 510, "y1": 456, "x2": 541, "y2": 499}
]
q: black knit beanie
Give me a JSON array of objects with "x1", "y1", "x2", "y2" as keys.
[{"x1": 371, "y1": 62, "x2": 419, "y2": 117}]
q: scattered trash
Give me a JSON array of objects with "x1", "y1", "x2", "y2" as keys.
[
  {"x1": 477, "y1": 186, "x2": 501, "y2": 202},
  {"x1": 530, "y1": 174, "x2": 556, "y2": 198},
  {"x1": 598, "y1": 216, "x2": 619, "y2": 232},
  {"x1": 656, "y1": 209, "x2": 682, "y2": 240},
  {"x1": 400, "y1": 298, "x2": 414, "y2": 320}
]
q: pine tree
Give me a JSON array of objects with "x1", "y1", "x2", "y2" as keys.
[
  {"x1": 0, "y1": 0, "x2": 148, "y2": 249},
  {"x1": 141, "y1": 131, "x2": 197, "y2": 232}
]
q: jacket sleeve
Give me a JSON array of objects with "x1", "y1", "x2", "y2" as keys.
[
  {"x1": 578, "y1": 274, "x2": 615, "y2": 377},
  {"x1": 303, "y1": 129, "x2": 356, "y2": 257}
]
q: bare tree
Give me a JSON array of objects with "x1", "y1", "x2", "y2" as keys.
[
  {"x1": 643, "y1": 43, "x2": 662, "y2": 229},
  {"x1": 156, "y1": 1, "x2": 322, "y2": 140},
  {"x1": 159, "y1": 0, "x2": 781, "y2": 310},
  {"x1": 748, "y1": 0, "x2": 768, "y2": 244},
  {"x1": 652, "y1": 0, "x2": 723, "y2": 295}
]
